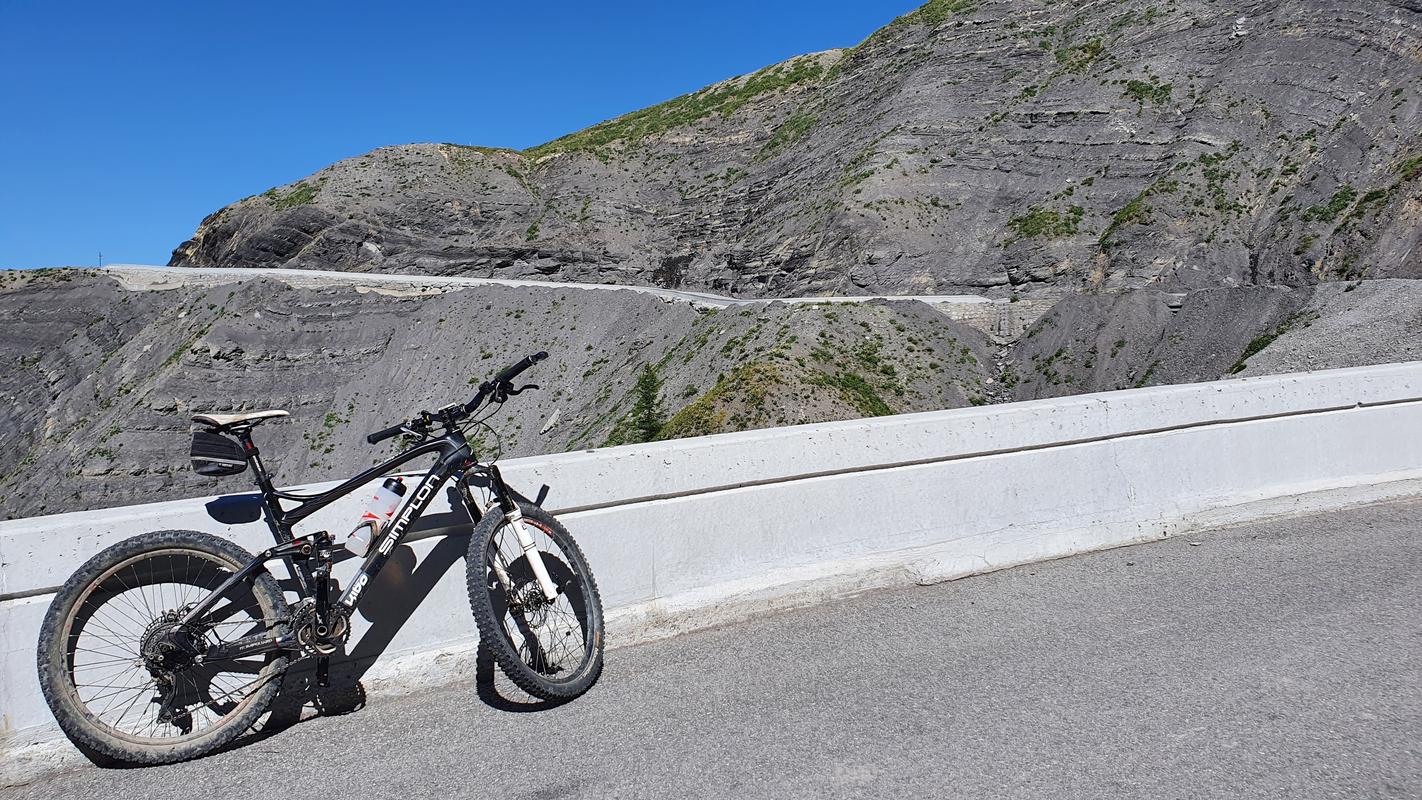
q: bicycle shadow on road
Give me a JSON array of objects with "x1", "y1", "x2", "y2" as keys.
[{"x1": 473, "y1": 638, "x2": 572, "y2": 713}]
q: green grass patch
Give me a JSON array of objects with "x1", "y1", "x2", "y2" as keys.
[
  {"x1": 528, "y1": 57, "x2": 827, "y2": 157},
  {"x1": 1342, "y1": 186, "x2": 1394, "y2": 224},
  {"x1": 1302, "y1": 185, "x2": 1357, "y2": 223},
  {"x1": 1054, "y1": 39, "x2": 1104, "y2": 74},
  {"x1": 828, "y1": 0, "x2": 976, "y2": 80},
  {"x1": 1099, "y1": 195, "x2": 1151, "y2": 245},
  {"x1": 1227, "y1": 314, "x2": 1315, "y2": 374},
  {"x1": 658, "y1": 362, "x2": 781, "y2": 440},
  {"x1": 910, "y1": 0, "x2": 977, "y2": 26},
  {"x1": 1397, "y1": 154, "x2": 1422, "y2": 181},
  {"x1": 809, "y1": 371, "x2": 892, "y2": 417},
  {"x1": 758, "y1": 112, "x2": 818, "y2": 158},
  {"x1": 1007, "y1": 205, "x2": 1084, "y2": 240},
  {"x1": 263, "y1": 180, "x2": 323, "y2": 210},
  {"x1": 1228, "y1": 332, "x2": 1281, "y2": 374},
  {"x1": 1098, "y1": 173, "x2": 1184, "y2": 247},
  {"x1": 1123, "y1": 79, "x2": 1172, "y2": 107},
  {"x1": 1133, "y1": 360, "x2": 1161, "y2": 388}
]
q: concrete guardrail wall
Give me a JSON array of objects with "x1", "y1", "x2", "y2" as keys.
[{"x1": 5, "y1": 361, "x2": 1422, "y2": 775}]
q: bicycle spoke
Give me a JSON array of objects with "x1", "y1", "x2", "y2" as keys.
[
  {"x1": 57, "y1": 546, "x2": 281, "y2": 744},
  {"x1": 91, "y1": 681, "x2": 154, "y2": 717},
  {"x1": 89, "y1": 593, "x2": 150, "y2": 637},
  {"x1": 74, "y1": 660, "x2": 146, "y2": 687},
  {"x1": 130, "y1": 564, "x2": 155, "y2": 619},
  {"x1": 75, "y1": 623, "x2": 140, "y2": 653},
  {"x1": 109, "y1": 572, "x2": 155, "y2": 624},
  {"x1": 73, "y1": 643, "x2": 139, "y2": 661},
  {"x1": 71, "y1": 655, "x2": 140, "y2": 671},
  {"x1": 479, "y1": 511, "x2": 603, "y2": 693}
]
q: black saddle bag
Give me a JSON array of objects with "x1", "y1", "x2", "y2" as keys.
[{"x1": 191, "y1": 430, "x2": 249, "y2": 477}]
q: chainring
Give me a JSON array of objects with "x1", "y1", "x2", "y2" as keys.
[{"x1": 291, "y1": 599, "x2": 351, "y2": 656}]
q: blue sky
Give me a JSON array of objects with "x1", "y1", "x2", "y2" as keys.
[{"x1": 0, "y1": 0, "x2": 922, "y2": 268}]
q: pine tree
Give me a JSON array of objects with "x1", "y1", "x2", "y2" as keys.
[{"x1": 630, "y1": 363, "x2": 665, "y2": 442}]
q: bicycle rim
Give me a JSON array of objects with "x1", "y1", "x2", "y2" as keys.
[
  {"x1": 60, "y1": 548, "x2": 280, "y2": 744},
  {"x1": 484, "y1": 518, "x2": 598, "y2": 682}
]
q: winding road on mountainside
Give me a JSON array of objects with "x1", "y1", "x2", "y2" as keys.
[{"x1": 100, "y1": 264, "x2": 1005, "y2": 309}]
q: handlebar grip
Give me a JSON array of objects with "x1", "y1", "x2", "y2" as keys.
[
  {"x1": 494, "y1": 351, "x2": 549, "y2": 384},
  {"x1": 464, "y1": 352, "x2": 550, "y2": 414},
  {"x1": 366, "y1": 424, "x2": 405, "y2": 445}
]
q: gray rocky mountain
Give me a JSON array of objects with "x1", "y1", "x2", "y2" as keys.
[
  {"x1": 1004, "y1": 278, "x2": 1422, "y2": 396},
  {"x1": 171, "y1": 0, "x2": 1422, "y2": 297},
  {"x1": 0, "y1": 270, "x2": 996, "y2": 518},
  {"x1": 8, "y1": 268, "x2": 1422, "y2": 519}
]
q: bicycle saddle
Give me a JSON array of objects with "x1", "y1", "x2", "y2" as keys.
[{"x1": 191, "y1": 409, "x2": 289, "y2": 429}]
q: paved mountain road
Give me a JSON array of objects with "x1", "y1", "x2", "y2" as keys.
[
  {"x1": 99, "y1": 264, "x2": 1000, "y2": 309},
  {"x1": 6, "y1": 497, "x2": 1419, "y2": 799}
]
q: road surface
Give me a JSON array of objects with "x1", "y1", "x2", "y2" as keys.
[
  {"x1": 99, "y1": 264, "x2": 999, "y2": 310},
  {"x1": 6, "y1": 496, "x2": 1420, "y2": 799}
]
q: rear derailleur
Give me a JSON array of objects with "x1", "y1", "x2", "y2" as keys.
[{"x1": 139, "y1": 610, "x2": 205, "y2": 731}]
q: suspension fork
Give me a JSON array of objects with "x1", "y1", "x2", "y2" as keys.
[
  {"x1": 457, "y1": 474, "x2": 514, "y2": 592},
  {"x1": 487, "y1": 465, "x2": 560, "y2": 602}
]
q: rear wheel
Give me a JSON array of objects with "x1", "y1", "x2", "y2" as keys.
[
  {"x1": 36, "y1": 530, "x2": 289, "y2": 765},
  {"x1": 466, "y1": 503, "x2": 604, "y2": 700}
]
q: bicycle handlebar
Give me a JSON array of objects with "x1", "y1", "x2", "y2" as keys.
[
  {"x1": 364, "y1": 352, "x2": 549, "y2": 445},
  {"x1": 494, "y1": 351, "x2": 548, "y2": 385},
  {"x1": 464, "y1": 351, "x2": 547, "y2": 413},
  {"x1": 365, "y1": 423, "x2": 406, "y2": 445}
]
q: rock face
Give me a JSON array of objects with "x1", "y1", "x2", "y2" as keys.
[
  {"x1": 10, "y1": 268, "x2": 1422, "y2": 519},
  {"x1": 1004, "y1": 278, "x2": 1422, "y2": 395},
  {"x1": 1005, "y1": 285, "x2": 1312, "y2": 398},
  {"x1": 1232, "y1": 279, "x2": 1422, "y2": 376},
  {"x1": 172, "y1": 0, "x2": 1422, "y2": 297},
  {"x1": 0, "y1": 271, "x2": 994, "y2": 518}
]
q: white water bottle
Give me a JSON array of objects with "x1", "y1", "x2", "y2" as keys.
[{"x1": 344, "y1": 477, "x2": 407, "y2": 556}]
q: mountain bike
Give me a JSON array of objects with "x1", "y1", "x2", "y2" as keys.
[{"x1": 36, "y1": 351, "x2": 604, "y2": 765}]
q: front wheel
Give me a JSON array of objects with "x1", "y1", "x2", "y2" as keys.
[{"x1": 465, "y1": 503, "x2": 604, "y2": 700}]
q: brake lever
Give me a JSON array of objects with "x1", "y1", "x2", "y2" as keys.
[
  {"x1": 408, "y1": 412, "x2": 436, "y2": 437},
  {"x1": 504, "y1": 383, "x2": 539, "y2": 396}
]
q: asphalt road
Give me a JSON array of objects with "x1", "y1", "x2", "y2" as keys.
[
  {"x1": 8, "y1": 497, "x2": 1420, "y2": 799},
  {"x1": 100, "y1": 264, "x2": 997, "y2": 309}
]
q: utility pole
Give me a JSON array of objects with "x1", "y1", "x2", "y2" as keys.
[{"x1": 98, "y1": 251, "x2": 103, "y2": 268}]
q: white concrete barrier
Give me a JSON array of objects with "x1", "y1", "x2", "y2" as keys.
[{"x1": 5, "y1": 361, "x2": 1422, "y2": 779}]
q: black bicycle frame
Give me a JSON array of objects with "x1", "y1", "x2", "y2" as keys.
[
  {"x1": 178, "y1": 423, "x2": 512, "y2": 661},
  {"x1": 258, "y1": 429, "x2": 470, "y2": 606}
]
